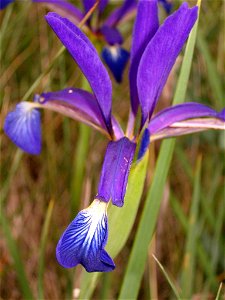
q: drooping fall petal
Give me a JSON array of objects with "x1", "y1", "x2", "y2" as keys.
[
  {"x1": 56, "y1": 200, "x2": 115, "y2": 272},
  {"x1": 4, "y1": 102, "x2": 41, "y2": 155}
]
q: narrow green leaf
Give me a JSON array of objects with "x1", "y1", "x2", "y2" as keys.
[
  {"x1": 119, "y1": 2, "x2": 202, "y2": 298},
  {"x1": 181, "y1": 157, "x2": 202, "y2": 297},
  {"x1": 107, "y1": 152, "x2": 149, "y2": 257},
  {"x1": 0, "y1": 211, "x2": 34, "y2": 300},
  {"x1": 70, "y1": 124, "x2": 90, "y2": 214},
  {"x1": 170, "y1": 192, "x2": 217, "y2": 290},
  {"x1": 152, "y1": 254, "x2": 181, "y2": 300},
  {"x1": 38, "y1": 199, "x2": 55, "y2": 299},
  {"x1": 79, "y1": 152, "x2": 149, "y2": 300},
  {"x1": 215, "y1": 283, "x2": 223, "y2": 300},
  {"x1": 197, "y1": 31, "x2": 224, "y2": 107}
]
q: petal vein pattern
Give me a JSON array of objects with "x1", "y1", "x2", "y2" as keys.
[
  {"x1": 4, "y1": 102, "x2": 41, "y2": 155},
  {"x1": 56, "y1": 200, "x2": 115, "y2": 272}
]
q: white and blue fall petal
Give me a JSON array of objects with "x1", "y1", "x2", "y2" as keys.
[
  {"x1": 56, "y1": 200, "x2": 115, "y2": 272},
  {"x1": 4, "y1": 102, "x2": 41, "y2": 155}
]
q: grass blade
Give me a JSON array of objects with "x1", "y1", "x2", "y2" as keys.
[
  {"x1": 0, "y1": 211, "x2": 34, "y2": 300},
  {"x1": 152, "y1": 254, "x2": 181, "y2": 300},
  {"x1": 180, "y1": 157, "x2": 202, "y2": 297},
  {"x1": 70, "y1": 124, "x2": 90, "y2": 214},
  {"x1": 215, "y1": 283, "x2": 223, "y2": 300},
  {"x1": 169, "y1": 192, "x2": 217, "y2": 290},
  {"x1": 119, "y1": 1, "x2": 202, "y2": 298},
  {"x1": 197, "y1": 31, "x2": 224, "y2": 107},
  {"x1": 38, "y1": 199, "x2": 55, "y2": 299}
]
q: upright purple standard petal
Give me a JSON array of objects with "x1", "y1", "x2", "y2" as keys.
[
  {"x1": 102, "y1": 46, "x2": 129, "y2": 83},
  {"x1": 32, "y1": 0, "x2": 83, "y2": 23},
  {"x1": 4, "y1": 102, "x2": 41, "y2": 155},
  {"x1": 96, "y1": 137, "x2": 136, "y2": 207},
  {"x1": 129, "y1": 0, "x2": 159, "y2": 115},
  {"x1": 148, "y1": 102, "x2": 222, "y2": 134},
  {"x1": 137, "y1": 3, "x2": 198, "y2": 124},
  {"x1": 56, "y1": 200, "x2": 115, "y2": 272},
  {"x1": 45, "y1": 13, "x2": 113, "y2": 133}
]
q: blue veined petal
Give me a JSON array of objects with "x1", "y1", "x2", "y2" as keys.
[
  {"x1": 56, "y1": 200, "x2": 115, "y2": 272},
  {"x1": 102, "y1": 46, "x2": 130, "y2": 83},
  {"x1": 4, "y1": 102, "x2": 41, "y2": 155}
]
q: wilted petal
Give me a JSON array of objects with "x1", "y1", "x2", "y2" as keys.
[
  {"x1": 96, "y1": 137, "x2": 136, "y2": 207},
  {"x1": 38, "y1": 88, "x2": 109, "y2": 134},
  {"x1": 4, "y1": 102, "x2": 41, "y2": 155},
  {"x1": 104, "y1": 0, "x2": 136, "y2": 27},
  {"x1": 148, "y1": 102, "x2": 222, "y2": 134},
  {"x1": 32, "y1": 0, "x2": 83, "y2": 23},
  {"x1": 102, "y1": 46, "x2": 129, "y2": 83},
  {"x1": 138, "y1": 3, "x2": 198, "y2": 124},
  {"x1": 151, "y1": 118, "x2": 225, "y2": 141},
  {"x1": 0, "y1": 0, "x2": 14, "y2": 9},
  {"x1": 56, "y1": 199, "x2": 115, "y2": 272},
  {"x1": 129, "y1": 0, "x2": 159, "y2": 115},
  {"x1": 45, "y1": 13, "x2": 112, "y2": 132},
  {"x1": 100, "y1": 25, "x2": 123, "y2": 45}
]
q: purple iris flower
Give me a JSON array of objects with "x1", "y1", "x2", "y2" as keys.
[
  {"x1": 33, "y1": 0, "x2": 136, "y2": 83},
  {"x1": 4, "y1": 0, "x2": 225, "y2": 272}
]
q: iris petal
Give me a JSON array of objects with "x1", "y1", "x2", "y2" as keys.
[
  {"x1": 96, "y1": 137, "x2": 136, "y2": 207},
  {"x1": 39, "y1": 88, "x2": 108, "y2": 132},
  {"x1": 56, "y1": 200, "x2": 115, "y2": 272},
  {"x1": 102, "y1": 46, "x2": 129, "y2": 83},
  {"x1": 148, "y1": 102, "x2": 223, "y2": 134},
  {"x1": 137, "y1": 3, "x2": 198, "y2": 124},
  {"x1": 45, "y1": 12, "x2": 112, "y2": 132},
  {"x1": 4, "y1": 102, "x2": 41, "y2": 155},
  {"x1": 100, "y1": 26, "x2": 123, "y2": 45},
  {"x1": 129, "y1": 0, "x2": 159, "y2": 115}
]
